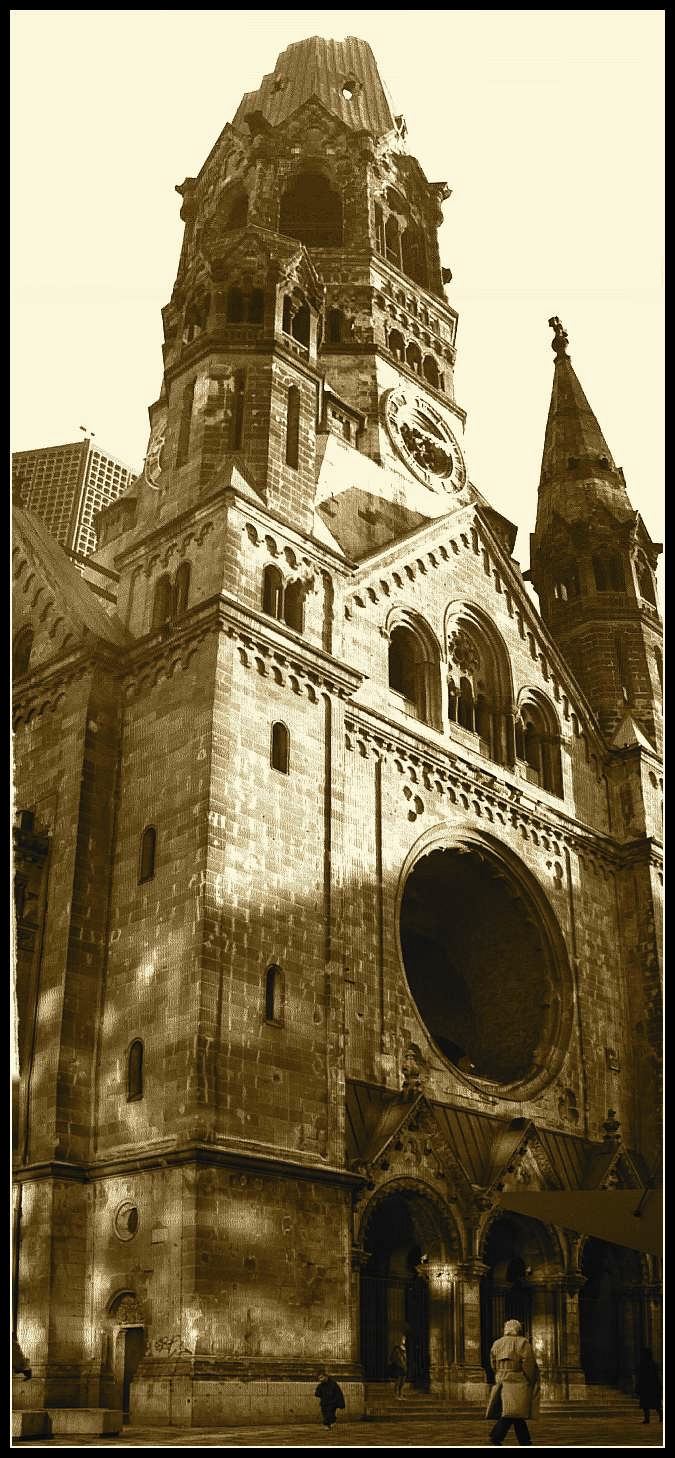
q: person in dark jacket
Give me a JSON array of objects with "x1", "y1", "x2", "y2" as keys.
[
  {"x1": 315, "y1": 1368, "x2": 345, "y2": 1428},
  {"x1": 389, "y1": 1334, "x2": 408, "y2": 1398},
  {"x1": 636, "y1": 1347, "x2": 662, "y2": 1423}
]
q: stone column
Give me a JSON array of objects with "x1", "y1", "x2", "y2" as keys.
[
  {"x1": 350, "y1": 1243, "x2": 370, "y2": 1372},
  {"x1": 455, "y1": 1261, "x2": 489, "y2": 1403},
  {"x1": 557, "y1": 1275, "x2": 587, "y2": 1399},
  {"x1": 426, "y1": 1264, "x2": 455, "y2": 1398}
]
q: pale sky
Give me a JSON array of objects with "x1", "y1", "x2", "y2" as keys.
[{"x1": 10, "y1": 9, "x2": 664, "y2": 583}]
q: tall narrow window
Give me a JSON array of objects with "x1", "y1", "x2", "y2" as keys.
[
  {"x1": 226, "y1": 286, "x2": 245, "y2": 323},
  {"x1": 284, "y1": 579, "x2": 304, "y2": 632},
  {"x1": 458, "y1": 677, "x2": 475, "y2": 732},
  {"x1": 248, "y1": 288, "x2": 265, "y2": 325},
  {"x1": 176, "y1": 378, "x2": 195, "y2": 467},
  {"x1": 388, "y1": 329, "x2": 405, "y2": 362},
  {"x1": 231, "y1": 371, "x2": 245, "y2": 449},
  {"x1": 174, "y1": 561, "x2": 191, "y2": 616},
  {"x1": 327, "y1": 309, "x2": 343, "y2": 344},
  {"x1": 151, "y1": 575, "x2": 173, "y2": 630},
  {"x1": 282, "y1": 295, "x2": 293, "y2": 334},
  {"x1": 13, "y1": 626, "x2": 34, "y2": 677},
  {"x1": 385, "y1": 214, "x2": 401, "y2": 268},
  {"x1": 291, "y1": 305, "x2": 310, "y2": 346},
  {"x1": 127, "y1": 1040, "x2": 144, "y2": 1101},
  {"x1": 262, "y1": 564, "x2": 284, "y2": 620},
  {"x1": 264, "y1": 964, "x2": 284, "y2": 1024},
  {"x1": 225, "y1": 191, "x2": 248, "y2": 230},
  {"x1": 374, "y1": 202, "x2": 385, "y2": 255},
  {"x1": 654, "y1": 646, "x2": 663, "y2": 692},
  {"x1": 423, "y1": 355, "x2": 440, "y2": 388},
  {"x1": 271, "y1": 722, "x2": 290, "y2": 774},
  {"x1": 636, "y1": 554, "x2": 657, "y2": 606},
  {"x1": 139, "y1": 826, "x2": 156, "y2": 884},
  {"x1": 286, "y1": 386, "x2": 300, "y2": 469}
]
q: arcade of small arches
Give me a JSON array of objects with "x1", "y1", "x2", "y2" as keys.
[
  {"x1": 356, "y1": 1181, "x2": 660, "y2": 1396},
  {"x1": 387, "y1": 608, "x2": 564, "y2": 795}
]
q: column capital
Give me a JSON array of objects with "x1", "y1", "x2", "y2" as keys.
[{"x1": 458, "y1": 1259, "x2": 489, "y2": 1280}]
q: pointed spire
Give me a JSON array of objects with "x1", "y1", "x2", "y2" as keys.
[{"x1": 540, "y1": 317, "x2": 619, "y2": 488}]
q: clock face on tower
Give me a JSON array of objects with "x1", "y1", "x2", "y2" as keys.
[{"x1": 383, "y1": 386, "x2": 467, "y2": 492}]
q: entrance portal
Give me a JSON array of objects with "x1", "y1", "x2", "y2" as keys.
[
  {"x1": 361, "y1": 1189, "x2": 443, "y2": 1388},
  {"x1": 579, "y1": 1238, "x2": 643, "y2": 1389},
  {"x1": 116, "y1": 1327, "x2": 144, "y2": 1420}
]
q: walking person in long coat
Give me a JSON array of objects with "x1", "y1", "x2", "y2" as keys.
[
  {"x1": 486, "y1": 1319, "x2": 540, "y2": 1446},
  {"x1": 314, "y1": 1367, "x2": 345, "y2": 1429},
  {"x1": 635, "y1": 1347, "x2": 662, "y2": 1424}
]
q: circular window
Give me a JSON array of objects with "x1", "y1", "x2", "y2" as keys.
[
  {"x1": 114, "y1": 1202, "x2": 140, "y2": 1242},
  {"x1": 398, "y1": 841, "x2": 568, "y2": 1096}
]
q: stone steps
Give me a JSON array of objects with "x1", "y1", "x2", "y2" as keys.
[{"x1": 364, "y1": 1385, "x2": 641, "y2": 1422}]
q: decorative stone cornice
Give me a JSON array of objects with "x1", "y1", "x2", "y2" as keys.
[
  {"x1": 344, "y1": 705, "x2": 626, "y2": 874},
  {"x1": 14, "y1": 1142, "x2": 365, "y2": 1190}
]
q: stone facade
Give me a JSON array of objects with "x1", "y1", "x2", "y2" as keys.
[{"x1": 12, "y1": 36, "x2": 661, "y2": 1427}]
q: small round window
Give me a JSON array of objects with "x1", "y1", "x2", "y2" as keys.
[{"x1": 114, "y1": 1202, "x2": 140, "y2": 1242}]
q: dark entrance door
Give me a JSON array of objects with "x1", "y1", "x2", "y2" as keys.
[
  {"x1": 579, "y1": 1239, "x2": 633, "y2": 1386},
  {"x1": 361, "y1": 1271, "x2": 429, "y2": 1387},
  {"x1": 360, "y1": 1192, "x2": 431, "y2": 1389},
  {"x1": 121, "y1": 1327, "x2": 144, "y2": 1420}
]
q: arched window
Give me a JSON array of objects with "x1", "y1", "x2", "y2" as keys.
[
  {"x1": 262, "y1": 564, "x2": 284, "y2": 620},
  {"x1": 174, "y1": 561, "x2": 191, "y2": 616},
  {"x1": 654, "y1": 646, "x2": 663, "y2": 693},
  {"x1": 248, "y1": 288, "x2": 265, "y2": 325},
  {"x1": 139, "y1": 826, "x2": 156, "y2": 883},
  {"x1": 283, "y1": 579, "x2": 304, "y2": 632},
  {"x1": 286, "y1": 386, "x2": 300, "y2": 469},
  {"x1": 226, "y1": 286, "x2": 245, "y2": 323},
  {"x1": 636, "y1": 554, "x2": 657, "y2": 606},
  {"x1": 516, "y1": 696, "x2": 563, "y2": 796},
  {"x1": 13, "y1": 626, "x2": 33, "y2": 677},
  {"x1": 446, "y1": 612, "x2": 514, "y2": 767},
  {"x1": 279, "y1": 172, "x2": 342, "y2": 247},
  {"x1": 282, "y1": 295, "x2": 293, "y2": 334},
  {"x1": 151, "y1": 575, "x2": 173, "y2": 630},
  {"x1": 271, "y1": 722, "x2": 290, "y2": 774},
  {"x1": 388, "y1": 329, "x2": 405, "y2": 362},
  {"x1": 388, "y1": 620, "x2": 440, "y2": 727},
  {"x1": 385, "y1": 214, "x2": 401, "y2": 267},
  {"x1": 127, "y1": 1040, "x2": 144, "y2": 1101},
  {"x1": 406, "y1": 341, "x2": 422, "y2": 375},
  {"x1": 264, "y1": 963, "x2": 284, "y2": 1024},
  {"x1": 291, "y1": 304, "x2": 310, "y2": 347},
  {"x1": 423, "y1": 355, "x2": 440, "y2": 388},
  {"x1": 224, "y1": 191, "x2": 248, "y2": 230}
]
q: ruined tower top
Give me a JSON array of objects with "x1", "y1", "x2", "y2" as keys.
[{"x1": 232, "y1": 36, "x2": 397, "y2": 139}]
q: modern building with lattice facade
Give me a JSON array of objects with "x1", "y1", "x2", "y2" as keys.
[
  {"x1": 12, "y1": 35, "x2": 662, "y2": 1432},
  {"x1": 12, "y1": 438, "x2": 135, "y2": 558}
]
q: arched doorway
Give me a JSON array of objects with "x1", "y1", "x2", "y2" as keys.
[
  {"x1": 579, "y1": 1238, "x2": 643, "y2": 1390},
  {"x1": 108, "y1": 1291, "x2": 145, "y2": 1421},
  {"x1": 360, "y1": 1185, "x2": 456, "y2": 1390},
  {"x1": 481, "y1": 1214, "x2": 561, "y2": 1382}
]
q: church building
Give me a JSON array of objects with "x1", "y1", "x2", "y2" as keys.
[{"x1": 12, "y1": 36, "x2": 662, "y2": 1429}]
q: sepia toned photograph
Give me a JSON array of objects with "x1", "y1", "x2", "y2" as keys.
[{"x1": 11, "y1": 10, "x2": 663, "y2": 1448}]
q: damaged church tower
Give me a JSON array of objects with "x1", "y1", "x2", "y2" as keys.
[{"x1": 13, "y1": 37, "x2": 661, "y2": 1429}]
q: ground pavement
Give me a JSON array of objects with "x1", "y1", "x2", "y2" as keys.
[{"x1": 16, "y1": 1415, "x2": 664, "y2": 1447}]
